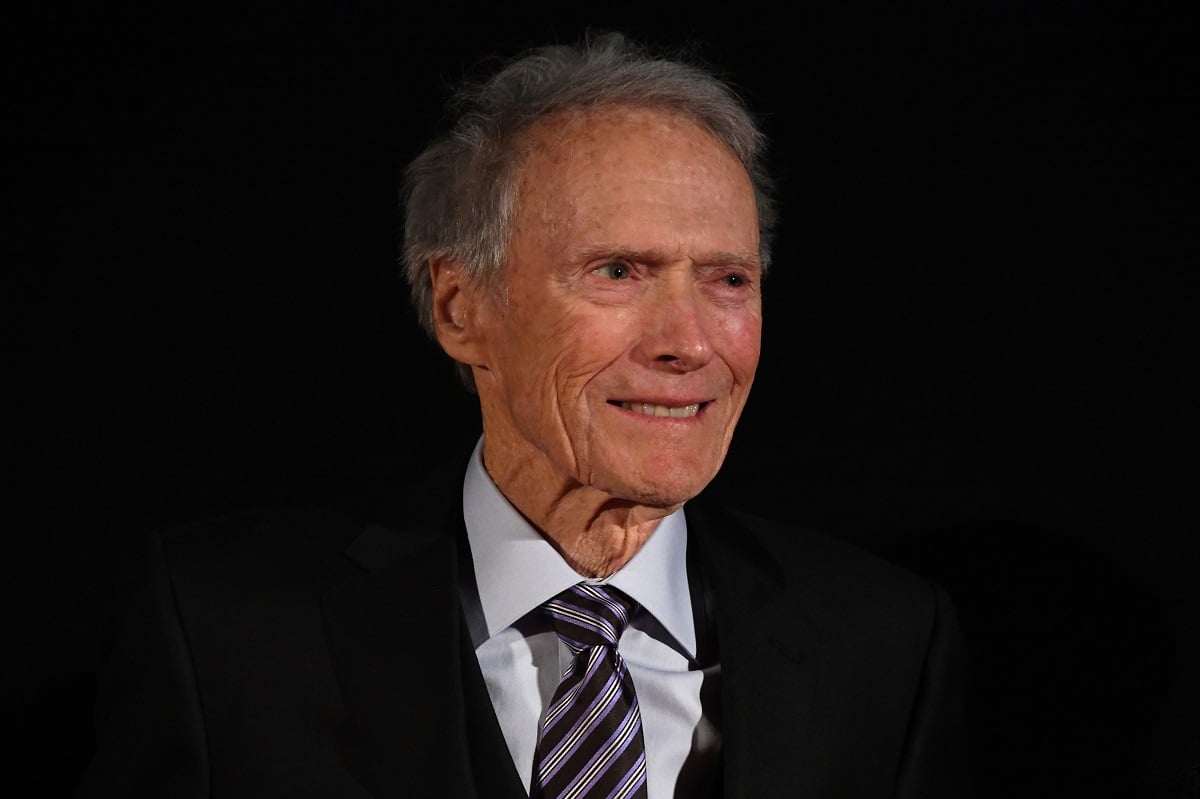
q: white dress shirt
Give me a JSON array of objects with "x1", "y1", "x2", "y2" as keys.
[{"x1": 460, "y1": 437, "x2": 721, "y2": 797}]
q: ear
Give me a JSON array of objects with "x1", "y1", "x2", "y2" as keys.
[{"x1": 429, "y1": 257, "x2": 491, "y2": 369}]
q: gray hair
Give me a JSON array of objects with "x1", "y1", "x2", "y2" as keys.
[{"x1": 400, "y1": 31, "x2": 777, "y2": 390}]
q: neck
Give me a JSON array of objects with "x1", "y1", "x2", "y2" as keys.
[{"x1": 481, "y1": 438, "x2": 677, "y2": 579}]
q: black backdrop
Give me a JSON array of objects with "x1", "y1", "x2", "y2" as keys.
[{"x1": 9, "y1": 2, "x2": 1197, "y2": 796}]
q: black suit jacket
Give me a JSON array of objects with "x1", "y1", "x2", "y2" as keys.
[{"x1": 75, "y1": 461, "x2": 970, "y2": 798}]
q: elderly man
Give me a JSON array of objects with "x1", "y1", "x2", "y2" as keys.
[{"x1": 76, "y1": 32, "x2": 968, "y2": 799}]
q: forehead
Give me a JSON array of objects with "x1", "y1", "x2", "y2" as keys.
[
  {"x1": 512, "y1": 106, "x2": 758, "y2": 256},
  {"x1": 517, "y1": 105, "x2": 744, "y2": 190}
]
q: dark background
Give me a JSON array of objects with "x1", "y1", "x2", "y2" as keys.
[{"x1": 8, "y1": 1, "x2": 1197, "y2": 796}]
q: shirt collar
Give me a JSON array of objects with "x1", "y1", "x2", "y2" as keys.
[{"x1": 462, "y1": 436, "x2": 697, "y2": 657}]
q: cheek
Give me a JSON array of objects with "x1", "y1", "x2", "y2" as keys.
[
  {"x1": 551, "y1": 309, "x2": 637, "y2": 380},
  {"x1": 717, "y1": 314, "x2": 763, "y2": 380},
  {"x1": 503, "y1": 325, "x2": 614, "y2": 416}
]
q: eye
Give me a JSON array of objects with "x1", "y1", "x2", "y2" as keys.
[
  {"x1": 719, "y1": 271, "x2": 755, "y2": 289},
  {"x1": 594, "y1": 262, "x2": 631, "y2": 280}
]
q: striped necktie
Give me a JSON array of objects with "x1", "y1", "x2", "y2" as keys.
[{"x1": 531, "y1": 583, "x2": 649, "y2": 799}]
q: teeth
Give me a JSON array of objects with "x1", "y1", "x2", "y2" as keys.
[{"x1": 620, "y1": 402, "x2": 701, "y2": 418}]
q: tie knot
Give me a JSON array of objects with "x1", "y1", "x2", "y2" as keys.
[{"x1": 543, "y1": 583, "x2": 637, "y2": 652}]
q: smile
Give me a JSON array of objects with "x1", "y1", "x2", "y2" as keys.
[{"x1": 615, "y1": 401, "x2": 703, "y2": 418}]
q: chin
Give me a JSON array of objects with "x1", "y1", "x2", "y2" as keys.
[
  {"x1": 583, "y1": 441, "x2": 726, "y2": 505},
  {"x1": 599, "y1": 466, "x2": 716, "y2": 509}
]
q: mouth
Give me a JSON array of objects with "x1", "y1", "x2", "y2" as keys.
[{"x1": 608, "y1": 400, "x2": 708, "y2": 419}]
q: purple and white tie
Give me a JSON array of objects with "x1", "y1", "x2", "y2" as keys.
[{"x1": 531, "y1": 583, "x2": 649, "y2": 799}]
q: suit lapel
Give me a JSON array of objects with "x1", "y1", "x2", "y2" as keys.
[
  {"x1": 319, "y1": 455, "x2": 525, "y2": 799},
  {"x1": 688, "y1": 502, "x2": 828, "y2": 799},
  {"x1": 322, "y1": 523, "x2": 478, "y2": 797}
]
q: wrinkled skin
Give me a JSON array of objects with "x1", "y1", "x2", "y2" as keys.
[{"x1": 431, "y1": 106, "x2": 762, "y2": 576}]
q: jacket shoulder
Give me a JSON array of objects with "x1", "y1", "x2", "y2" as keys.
[{"x1": 697, "y1": 501, "x2": 947, "y2": 628}]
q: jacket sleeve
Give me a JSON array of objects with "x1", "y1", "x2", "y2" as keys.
[
  {"x1": 73, "y1": 530, "x2": 210, "y2": 798},
  {"x1": 895, "y1": 583, "x2": 974, "y2": 799}
]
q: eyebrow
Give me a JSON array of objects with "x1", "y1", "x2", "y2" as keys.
[{"x1": 572, "y1": 244, "x2": 762, "y2": 272}]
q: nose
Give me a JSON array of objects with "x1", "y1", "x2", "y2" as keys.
[{"x1": 635, "y1": 273, "x2": 715, "y2": 372}]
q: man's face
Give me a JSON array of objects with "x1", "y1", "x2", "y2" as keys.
[{"x1": 471, "y1": 106, "x2": 762, "y2": 508}]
